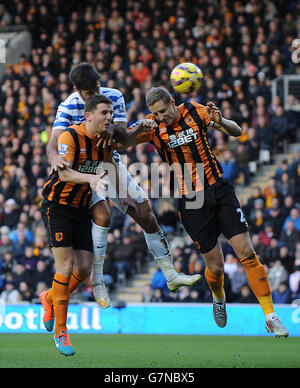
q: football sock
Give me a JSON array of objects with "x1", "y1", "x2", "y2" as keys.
[
  {"x1": 205, "y1": 267, "x2": 225, "y2": 302},
  {"x1": 46, "y1": 269, "x2": 86, "y2": 305},
  {"x1": 240, "y1": 253, "x2": 275, "y2": 316},
  {"x1": 143, "y1": 230, "x2": 178, "y2": 282},
  {"x1": 91, "y1": 223, "x2": 109, "y2": 285},
  {"x1": 69, "y1": 269, "x2": 86, "y2": 293},
  {"x1": 52, "y1": 273, "x2": 70, "y2": 335}
]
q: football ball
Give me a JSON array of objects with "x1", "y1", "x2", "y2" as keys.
[{"x1": 170, "y1": 63, "x2": 203, "y2": 93}]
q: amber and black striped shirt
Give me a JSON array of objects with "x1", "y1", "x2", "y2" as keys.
[
  {"x1": 42, "y1": 123, "x2": 111, "y2": 208},
  {"x1": 134, "y1": 102, "x2": 223, "y2": 195}
]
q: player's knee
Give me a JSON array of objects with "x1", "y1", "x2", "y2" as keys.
[
  {"x1": 76, "y1": 261, "x2": 92, "y2": 279},
  {"x1": 238, "y1": 246, "x2": 254, "y2": 261},
  {"x1": 92, "y1": 201, "x2": 111, "y2": 227},
  {"x1": 210, "y1": 265, "x2": 224, "y2": 277},
  {"x1": 138, "y1": 203, "x2": 159, "y2": 233},
  {"x1": 57, "y1": 255, "x2": 73, "y2": 277}
]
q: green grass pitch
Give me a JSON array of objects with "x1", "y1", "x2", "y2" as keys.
[{"x1": 0, "y1": 334, "x2": 299, "y2": 368}]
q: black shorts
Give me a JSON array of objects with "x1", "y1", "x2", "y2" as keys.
[
  {"x1": 178, "y1": 179, "x2": 248, "y2": 254},
  {"x1": 41, "y1": 199, "x2": 93, "y2": 252}
]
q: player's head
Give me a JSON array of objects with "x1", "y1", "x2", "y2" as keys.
[
  {"x1": 85, "y1": 94, "x2": 113, "y2": 135},
  {"x1": 69, "y1": 62, "x2": 101, "y2": 101},
  {"x1": 146, "y1": 87, "x2": 178, "y2": 126}
]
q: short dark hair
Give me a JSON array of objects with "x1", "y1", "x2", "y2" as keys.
[
  {"x1": 146, "y1": 87, "x2": 172, "y2": 107},
  {"x1": 85, "y1": 94, "x2": 112, "y2": 113},
  {"x1": 69, "y1": 62, "x2": 101, "y2": 91}
]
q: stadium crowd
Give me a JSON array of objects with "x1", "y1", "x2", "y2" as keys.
[{"x1": 0, "y1": 0, "x2": 300, "y2": 304}]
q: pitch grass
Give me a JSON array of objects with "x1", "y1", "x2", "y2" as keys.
[{"x1": 0, "y1": 334, "x2": 299, "y2": 368}]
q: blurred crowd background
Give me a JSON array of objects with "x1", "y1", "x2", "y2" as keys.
[{"x1": 1, "y1": 0, "x2": 300, "y2": 305}]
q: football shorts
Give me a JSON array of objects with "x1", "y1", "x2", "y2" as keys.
[
  {"x1": 89, "y1": 158, "x2": 148, "y2": 213},
  {"x1": 41, "y1": 199, "x2": 93, "y2": 252},
  {"x1": 178, "y1": 179, "x2": 248, "y2": 254}
]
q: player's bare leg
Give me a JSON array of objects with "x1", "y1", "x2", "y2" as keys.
[
  {"x1": 127, "y1": 201, "x2": 201, "y2": 290},
  {"x1": 230, "y1": 232, "x2": 289, "y2": 337}
]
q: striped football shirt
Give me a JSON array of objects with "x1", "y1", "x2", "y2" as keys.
[
  {"x1": 133, "y1": 101, "x2": 223, "y2": 195},
  {"x1": 52, "y1": 87, "x2": 127, "y2": 131}
]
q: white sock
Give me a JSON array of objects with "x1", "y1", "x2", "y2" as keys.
[
  {"x1": 143, "y1": 230, "x2": 177, "y2": 282},
  {"x1": 92, "y1": 222, "x2": 109, "y2": 285}
]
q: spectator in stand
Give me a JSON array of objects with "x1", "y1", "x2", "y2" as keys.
[
  {"x1": 282, "y1": 208, "x2": 300, "y2": 232},
  {"x1": 11, "y1": 263, "x2": 31, "y2": 288},
  {"x1": 270, "y1": 106, "x2": 289, "y2": 151},
  {"x1": 231, "y1": 263, "x2": 248, "y2": 301},
  {"x1": 275, "y1": 159, "x2": 294, "y2": 181},
  {"x1": 280, "y1": 220, "x2": 300, "y2": 251},
  {"x1": 268, "y1": 260, "x2": 289, "y2": 292},
  {"x1": 255, "y1": 116, "x2": 273, "y2": 151},
  {"x1": 266, "y1": 207, "x2": 285, "y2": 237},
  {"x1": 0, "y1": 226, "x2": 13, "y2": 256},
  {"x1": 178, "y1": 286, "x2": 192, "y2": 303},
  {"x1": 251, "y1": 233, "x2": 267, "y2": 260},
  {"x1": 0, "y1": 280, "x2": 21, "y2": 303},
  {"x1": 151, "y1": 287, "x2": 164, "y2": 303},
  {"x1": 271, "y1": 282, "x2": 291, "y2": 304},
  {"x1": 234, "y1": 143, "x2": 251, "y2": 186},
  {"x1": 236, "y1": 284, "x2": 256, "y2": 304},
  {"x1": 142, "y1": 284, "x2": 153, "y2": 303},
  {"x1": 221, "y1": 149, "x2": 239, "y2": 184},
  {"x1": 276, "y1": 172, "x2": 295, "y2": 198},
  {"x1": 224, "y1": 253, "x2": 238, "y2": 279},
  {"x1": 151, "y1": 265, "x2": 168, "y2": 295},
  {"x1": 265, "y1": 237, "x2": 281, "y2": 267},
  {"x1": 279, "y1": 245, "x2": 296, "y2": 275},
  {"x1": 156, "y1": 199, "x2": 178, "y2": 235},
  {"x1": 1, "y1": 199, "x2": 20, "y2": 229}
]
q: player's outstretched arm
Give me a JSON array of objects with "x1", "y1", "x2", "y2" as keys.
[
  {"x1": 206, "y1": 102, "x2": 242, "y2": 137},
  {"x1": 114, "y1": 119, "x2": 158, "y2": 150}
]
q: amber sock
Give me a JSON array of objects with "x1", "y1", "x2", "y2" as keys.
[
  {"x1": 69, "y1": 269, "x2": 86, "y2": 293},
  {"x1": 240, "y1": 253, "x2": 275, "y2": 316},
  {"x1": 52, "y1": 273, "x2": 70, "y2": 335},
  {"x1": 205, "y1": 267, "x2": 225, "y2": 302},
  {"x1": 46, "y1": 269, "x2": 86, "y2": 305}
]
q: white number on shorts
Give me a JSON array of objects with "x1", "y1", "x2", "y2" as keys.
[{"x1": 237, "y1": 208, "x2": 248, "y2": 225}]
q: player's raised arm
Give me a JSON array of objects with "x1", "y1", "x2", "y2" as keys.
[
  {"x1": 206, "y1": 101, "x2": 242, "y2": 137},
  {"x1": 114, "y1": 119, "x2": 157, "y2": 150}
]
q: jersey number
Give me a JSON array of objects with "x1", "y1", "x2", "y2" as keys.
[{"x1": 237, "y1": 208, "x2": 248, "y2": 226}]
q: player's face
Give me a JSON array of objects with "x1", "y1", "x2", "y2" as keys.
[
  {"x1": 77, "y1": 82, "x2": 100, "y2": 101},
  {"x1": 148, "y1": 99, "x2": 178, "y2": 126},
  {"x1": 88, "y1": 103, "x2": 113, "y2": 134}
]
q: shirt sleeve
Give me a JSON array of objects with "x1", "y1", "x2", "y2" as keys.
[
  {"x1": 194, "y1": 103, "x2": 212, "y2": 127},
  {"x1": 57, "y1": 131, "x2": 76, "y2": 166},
  {"x1": 52, "y1": 103, "x2": 74, "y2": 132},
  {"x1": 111, "y1": 91, "x2": 127, "y2": 123}
]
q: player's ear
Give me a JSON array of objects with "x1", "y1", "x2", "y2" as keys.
[
  {"x1": 170, "y1": 98, "x2": 176, "y2": 106},
  {"x1": 85, "y1": 111, "x2": 91, "y2": 121}
]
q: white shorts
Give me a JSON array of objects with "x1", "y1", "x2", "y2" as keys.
[{"x1": 89, "y1": 159, "x2": 148, "y2": 214}]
